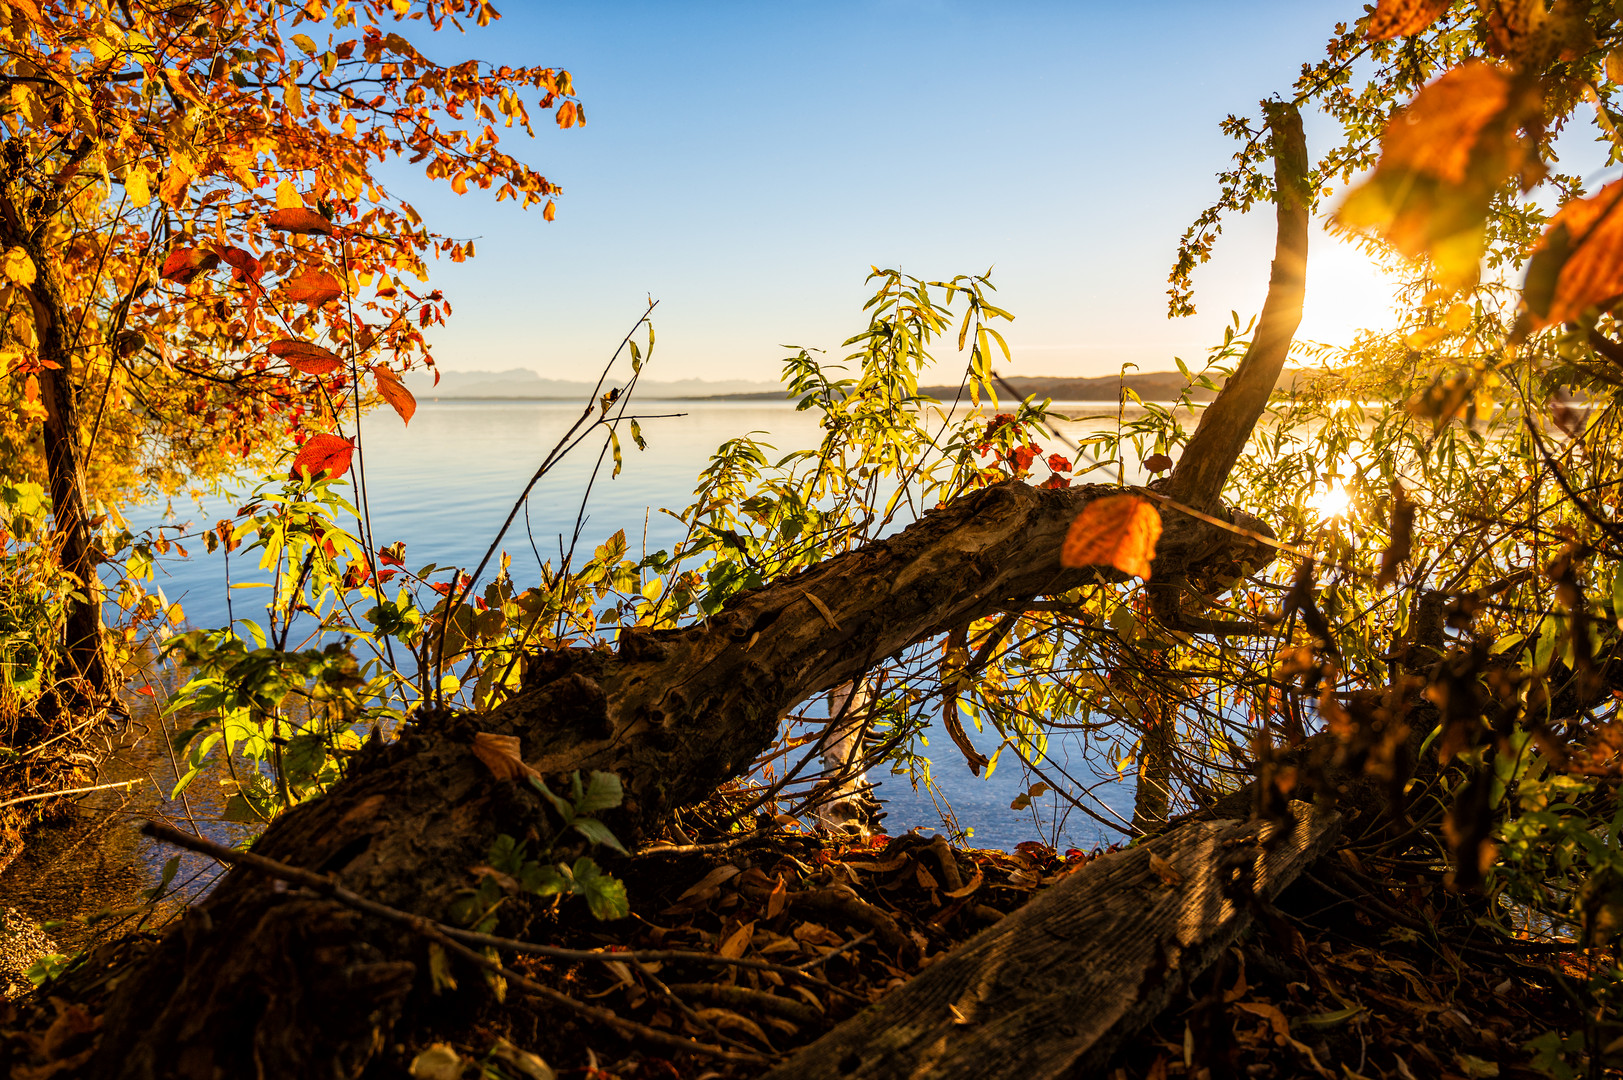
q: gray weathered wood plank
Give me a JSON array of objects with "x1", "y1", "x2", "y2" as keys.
[{"x1": 763, "y1": 803, "x2": 1340, "y2": 1080}]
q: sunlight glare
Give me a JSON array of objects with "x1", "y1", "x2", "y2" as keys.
[{"x1": 1307, "y1": 481, "x2": 1353, "y2": 522}]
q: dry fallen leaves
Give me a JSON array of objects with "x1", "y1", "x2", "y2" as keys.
[
  {"x1": 471, "y1": 732, "x2": 540, "y2": 781},
  {"x1": 1060, "y1": 494, "x2": 1163, "y2": 579}
]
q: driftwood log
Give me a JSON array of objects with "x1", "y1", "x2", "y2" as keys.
[
  {"x1": 763, "y1": 803, "x2": 1340, "y2": 1080},
  {"x1": 82, "y1": 103, "x2": 1316, "y2": 1080}
]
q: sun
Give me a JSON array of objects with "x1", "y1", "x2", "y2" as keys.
[{"x1": 1307, "y1": 481, "x2": 1353, "y2": 522}]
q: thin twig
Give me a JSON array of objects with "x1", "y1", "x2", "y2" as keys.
[
  {"x1": 137, "y1": 821, "x2": 828, "y2": 1039},
  {"x1": 0, "y1": 778, "x2": 147, "y2": 810}
]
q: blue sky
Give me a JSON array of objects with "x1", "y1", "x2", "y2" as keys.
[{"x1": 392, "y1": 1, "x2": 1402, "y2": 383}]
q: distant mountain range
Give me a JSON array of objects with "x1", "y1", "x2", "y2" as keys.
[
  {"x1": 402, "y1": 369, "x2": 783, "y2": 400},
  {"x1": 403, "y1": 368, "x2": 1249, "y2": 403}
]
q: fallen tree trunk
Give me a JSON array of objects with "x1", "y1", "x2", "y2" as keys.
[
  {"x1": 89, "y1": 480, "x2": 1270, "y2": 1077},
  {"x1": 762, "y1": 802, "x2": 1340, "y2": 1080},
  {"x1": 88, "y1": 99, "x2": 1316, "y2": 1080}
]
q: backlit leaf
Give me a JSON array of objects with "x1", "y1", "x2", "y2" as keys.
[
  {"x1": 1, "y1": 247, "x2": 35, "y2": 286},
  {"x1": 1334, "y1": 63, "x2": 1542, "y2": 289},
  {"x1": 220, "y1": 246, "x2": 262, "y2": 283},
  {"x1": 267, "y1": 207, "x2": 335, "y2": 236},
  {"x1": 1522, "y1": 177, "x2": 1623, "y2": 329},
  {"x1": 283, "y1": 269, "x2": 344, "y2": 307},
  {"x1": 1060, "y1": 494, "x2": 1163, "y2": 580},
  {"x1": 1365, "y1": 0, "x2": 1453, "y2": 41},
  {"x1": 372, "y1": 365, "x2": 417, "y2": 425},
  {"x1": 160, "y1": 247, "x2": 219, "y2": 285},
  {"x1": 290, "y1": 433, "x2": 355, "y2": 481},
  {"x1": 268, "y1": 339, "x2": 342, "y2": 376}
]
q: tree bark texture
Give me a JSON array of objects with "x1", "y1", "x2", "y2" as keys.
[
  {"x1": 1164, "y1": 101, "x2": 1309, "y2": 512},
  {"x1": 761, "y1": 803, "x2": 1340, "y2": 1080},
  {"x1": 0, "y1": 189, "x2": 109, "y2": 697},
  {"x1": 89, "y1": 481, "x2": 1276, "y2": 1078}
]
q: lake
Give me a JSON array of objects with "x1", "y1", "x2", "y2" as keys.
[{"x1": 120, "y1": 397, "x2": 1175, "y2": 856}]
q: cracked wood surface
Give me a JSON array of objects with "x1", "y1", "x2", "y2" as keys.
[{"x1": 764, "y1": 803, "x2": 1341, "y2": 1080}]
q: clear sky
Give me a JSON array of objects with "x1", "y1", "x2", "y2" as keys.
[{"x1": 391, "y1": 1, "x2": 1402, "y2": 383}]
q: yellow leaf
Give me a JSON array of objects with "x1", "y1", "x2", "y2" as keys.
[
  {"x1": 2, "y1": 246, "x2": 35, "y2": 286},
  {"x1": 125, "y1": 162, "x2": 151, "y2": 208},
  {"x1": 1443, "y1": 301, "x2": 1472, "y2": 330},
  {"x1": 275, "y1": 180, "x2": 304, "y2": 210},
  {"x1": 1060, "y1": 495, "x2": 1163, "y2": 580}
]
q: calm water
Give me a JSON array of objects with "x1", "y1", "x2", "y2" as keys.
[{"x1": 113, "y1": 399, "x2": 1168, "y2": 861}]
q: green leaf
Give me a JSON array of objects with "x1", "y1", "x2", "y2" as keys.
[
  {"x1": 140, "y1": 855, "x2": 182, "y2": 903},
  {"x1": 576, "y1": 770, "x2": 623, "y2": 814},
  {"x1": 571, "y1": 857, "x2": 629, "y2": 920},
  {"x1": 528, "y1": 775, "x2": 575, "y2": 822},
  {"x1": 572, "y1": 816, "x2": 628, "y2": 855}
]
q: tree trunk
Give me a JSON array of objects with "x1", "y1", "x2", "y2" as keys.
[
  {"x1": 0, "y1": 191, "x2": 109, "y2": 699},
  {"x1": 88, "y1": 480, "x2": 1271, "y2": 1077},
  {"x1": 762, "y1": 803, "x2": 1341, "y2": 1080},
  {"x1": 1165, "y1": 101, "x2": 1308, "y2": 512}
]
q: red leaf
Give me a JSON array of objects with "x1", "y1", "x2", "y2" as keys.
[
  {"x1": 133, "y1": 684, "x2": 156, "y2": 697},
  {"x1": 284, "y1": 269, "x2": 343, "y2": 307},
  {"x1": 160, "y1": 247, "x2": 219, "y2": 284},
  {"x1": 267, "y1": 207, "x2": 336, "y2": 236},
  {"x1": 220, "y1": 246, "x2": 262, "y2": 284},
  {"x1": 290, "y1": 433, "x2": 355, "y2": 481},
  {"x1": 372, "y1": 365, "x2": 416, "y2": 425},
  {"x1": 1143, "y1": 453, "x2": 1174, "y2": 473},
  {"x1": 267, "y1": 339, "x2": 342, "y2": 376}
]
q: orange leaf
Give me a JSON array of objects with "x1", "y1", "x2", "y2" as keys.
[
  {"x1": 268, "y1": 339, "x2": 343, "y2": 376},
  {"x1": 1060, "y1": 494, "x2": 1163, "y2": 579},
  {"x1": 470, "y1": 732, "x2": 539, "y2": 781},
  {"x1": 543, "y1": 199, "x2": 556, "y2": 222},
  {"x1": 1142, "y1": 453, "x2": 1173, "y2": 473},
  {"x1": 372, "y1": 364, "x2": 416, "y2": 425},
  {"x1": 1365, "y1": 0, "x2": 1453, "y2": 41},
  {"x1": 290, "y1": 433, "x2": 355, "y2": 481},
  {"x1": 284, "y1": 269, "x2": 344, "y2": 307},
  {"x1": 220, "y1": 246, "x2": 262, "y2": 283},
  {"x1": 1522, "y1": 178, "x2": 1623, "y2": 329},
  {"x1": 1333, "y1": 63, "x2": 1541, "y2": 288},
  {"x1": 160, "y1": 246, "x2": 219, "y2": 284},
  {"x1": 267, "y1": 207, "x2": 336, "y2": 236}
]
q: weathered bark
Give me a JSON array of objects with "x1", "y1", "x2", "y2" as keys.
[
  {"x1": 761, "y1": 802, "x2": 1340, "y2": 1080},
  {"x1": 0, "y1": 188, "x2": 108, "y2": 697},
  {"x1": 89, "y1": 480, "x2": 1270, "y2": 1077},
  {"x1": 1164, "y1": 101, "x2": 1309, "y2": 512}
]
